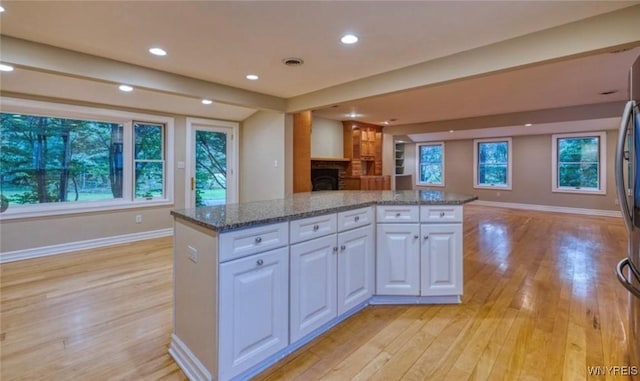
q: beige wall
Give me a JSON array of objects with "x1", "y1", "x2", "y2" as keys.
[
  {"x1": 239, "y1": 110, "x2": 286, "y2": 202},
  {"x1": 412, "y1": 130, "x2": 619, "y2": 211},
  {"x1": 311, "y1": 116, "x2": 343, "y2": 158}
]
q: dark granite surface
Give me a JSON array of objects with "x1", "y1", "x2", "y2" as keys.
[{"x1": 171, "y1": 190, "x2": 477, "y2": 232}]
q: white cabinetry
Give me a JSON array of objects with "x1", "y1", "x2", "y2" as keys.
[
  {"x1": 290, "y1": 207, "x2": 374, "y2": 343},
  {"x1": 376, "y1": 205, "x2": 463, "y2": 299},
  {"x1": 290, "y1": 234, "x2": 337, "y2": 343},
  {"x1": 376, "y1": 223, "x2": 420, "y2": 295},
  {"x1": 420, "y1": 224, "x2": 463, "y2": 296},
  {"x1": 338, "y1": 224, "x2": 374, "y2": 314},
  {"x1": 219, "y1": 249, "x2": 289, "y2": 380}
]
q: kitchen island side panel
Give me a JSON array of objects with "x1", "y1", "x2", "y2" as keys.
[{"x1": 174, "y1": 219, "x2": 219, "y2": 377}]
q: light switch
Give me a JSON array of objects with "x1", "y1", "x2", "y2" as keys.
[{"x1": 188, "y1": 245, "x2": 199, "y2": 263}]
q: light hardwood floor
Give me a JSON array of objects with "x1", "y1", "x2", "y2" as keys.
[{"x1": 0, "y1": 205, "x2": 633, "y2": 380}]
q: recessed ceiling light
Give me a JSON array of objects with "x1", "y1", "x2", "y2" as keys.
[
  {"x1": 524, "y1": 123, "x2": 533, "y2": 127},
  {"x1": 347, "y1": 113, "x2": 358, "y2": 118},
  {"x1": 246, "y1": 74, "x2": 259, "y2": 80},
  {"x1": 341, "y1": 34, "x2": 358, "y2": 44},
  {"x1": 0, "y1": 63, "x2": 14, "y2": 72},
  {"x1": 449, "y1": 130, "x2": 455, "y2": 133},
  {"x1": 383, "y1": 121, "x2": 390, "y2": 125},
  {"x1": 149, "y1": 47, "x2": 167, "y2": 56},
  {"x1": 119, "y1": 84, "x2": 133, "y2": 92},
  {"x1": 201, "y1": 99, "x2": 213, "y2": 105}
]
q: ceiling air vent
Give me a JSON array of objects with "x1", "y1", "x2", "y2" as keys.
[{"x1": 282, "y1": 57, "x2": 304, "y2": 66}]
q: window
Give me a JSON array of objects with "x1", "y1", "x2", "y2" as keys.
[
  {"x1": 416, "y1": 142, "x2": 444, "y2": 186},
  {"x1": 552, "y1": 132, "x2": 606, "y2": 194},
  {"x1": 474, "y1": 138, "x2": 512, "y2": 189},
  {"x1": 0, "y1": 97, "x2": 173, "y2": 219},
  {"x1": 134, "y1": 122, "x2": 165, "y2": 199}
]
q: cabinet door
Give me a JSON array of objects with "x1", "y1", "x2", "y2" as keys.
[
  {"x1": 219, "y1": 247, "x2": 289, "y2": 380},
  {"x1": 290, "y1": 235, "x2": 337, "y2": 343},
  {"x1": 420, "y1": 224, "x2": 463, "y2": 296},
  {"x1": 376, "y1": 224, "x2": 420, "y2": 295},
  {"x1": 337, "y1": 224, "x2": 374, "y2": 315}
]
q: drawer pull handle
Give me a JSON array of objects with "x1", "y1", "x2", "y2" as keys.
[
  {"x1": 414, "y1": 235, "x2": 419, "y2": 239},
  {"x1": 424, "y1": 235, "x2": 429, "y2": 240},
  {"x1": 354, "y1": 216, "x2": 360, "y2": 222},
  {"x1": 313, "y1": 224, "x2": 319, "y2": 231},
  {"x1": 340, "y1": 245, "x2": 346, "y2": 251},
  {"x1": 256, "y1": 259, "x2": 264, "y2": 266},
  {"x1": 333, "y1": 247, "x2": 338, "y2": 253},
  {"x1": 255, "y1": 237, "x2": 262, "y2": 243},
  {"x1": 439, "y1": 212, "x2": 445, "y2": 217},
  {"x1": 395, "y1": 212, "x2": 401, "y2": 217}
]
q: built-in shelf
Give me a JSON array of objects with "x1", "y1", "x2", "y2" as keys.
[{"x1": 311, "y1": 157, "x2": 351, "y2": 162}]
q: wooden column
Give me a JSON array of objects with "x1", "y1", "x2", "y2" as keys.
[{"x1": 293, "y1": 111, "x2": 312, "y2": 193}]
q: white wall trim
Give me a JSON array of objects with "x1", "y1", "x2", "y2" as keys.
[
  {"x1": 0, "y1": 228, "x2": 173, "y2": 263},
  {"x1": 169, "y1": 334, "x2": 212, "y2": 381},
  {"x1": 470, "y1": 200, "x2": 621, "y2": 218}
]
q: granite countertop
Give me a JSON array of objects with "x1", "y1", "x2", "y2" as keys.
[{"x1": 171, "y1": 190, "x2": 477, "y2": 233}]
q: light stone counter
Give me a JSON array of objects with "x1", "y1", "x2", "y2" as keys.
[{"x1": 171, "y1": 190, "x2": 477, "y2": 232}]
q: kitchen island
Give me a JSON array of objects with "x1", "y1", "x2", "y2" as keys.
[{"x1": 170, "y1": 190, "x2": 476, "y2": 381}]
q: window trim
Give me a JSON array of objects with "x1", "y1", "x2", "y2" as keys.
[
  {"x1": 551, "y1": 131, "x2": 606, "y2": 195},
  {"x1": 473, "y1": 137, "x2": 512, "y2": 190},
  {"x1": 0, "y1": 97, "x2": 174, "y2": 220},
  {"x1": 416, "y1": 142, "x2": 445, "y2": 187}
]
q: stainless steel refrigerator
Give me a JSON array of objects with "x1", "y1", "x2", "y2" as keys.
[{"x1": 616, "y1": 53, "x2": 640, "y2": 377}]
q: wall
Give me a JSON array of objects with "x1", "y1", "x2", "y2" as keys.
[
  {"x1": 240, "y1": 110, "x2": 286, "y2": 202},
  {"x1": 414, "y1": 129, "x2": 619, "y2": 211},
  {"x1": 311, "y1": 116, "x2": 343, "y2": 158}
]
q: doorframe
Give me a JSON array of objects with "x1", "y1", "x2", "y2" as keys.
[{"x1": 185, "y1": 117, "x2": 239, "y2": 208}]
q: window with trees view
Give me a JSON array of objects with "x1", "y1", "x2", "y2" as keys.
[
  {"x1": 474, "y1": 138, "x2": 512, "y2": 189},
  {"x1": 552, "y1": 132, "x2": 606, "y2": 194},
  {"x1": 0, "y1": 98, "x2": 173, "y2": 217},
  {"x1": 417, "y1": 143, "x2": 444, "y2": 186}
]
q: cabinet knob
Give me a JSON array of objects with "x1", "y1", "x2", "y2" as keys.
[
  {"x1": 333, "y1": 247, "x2": 338, "y2": 253},
  {"x1": 424, "y1": 235, "x2": 429, "y2": 240},
  {"x1": 255, "y1": 237, "x2": 262, "y2": 243},
  {"x1": 354, "y1": 216, "x2": 360, "y2": 222},
  {"x1": 439, "y1": 212, "x2": 445, "y2": 217},
  {"x1": 340, "y1": 245, "x2": 346, "y2": 251},
  {"x1": 313, "y1": 224, "x2": 319, "y2": 231},
  {"x1": 414, "y1": 235, "x2": 419, "y2": 239},
  {"x1": 256, "y1": 259, "x2": 264, "y2": 266},
  {"x1": 395, "y1": 212, "x2": 401, "y2": 217}
]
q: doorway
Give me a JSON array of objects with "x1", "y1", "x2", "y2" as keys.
[{"x1": 185, "y1": 118, "x2": 238, "y2": 208}]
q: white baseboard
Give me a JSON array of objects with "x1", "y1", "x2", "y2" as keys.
[
  {"x1": 470, "y1": 200, "x2": 622, "y2": 218},
  {"x1": 169, "y1": 334, "x2": 212, "y2": 381},
  {"x1": 0, "y1": 228, "x2": 173, "y2": 263},
  {"x1": 370, "y1": 295, "x2": 461, "y2": 305}
]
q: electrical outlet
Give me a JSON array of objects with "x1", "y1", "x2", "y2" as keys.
[
  {"x1": 188, "y1": 245, "x2": 199, "y2": 263},
  {"x1": 135, "y1": 214, "x2": 142, "y2": 223}
]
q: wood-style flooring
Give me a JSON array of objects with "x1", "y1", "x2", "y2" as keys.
[{"x1": 0, "y1": 205, "x2": 633, "y2": 380}]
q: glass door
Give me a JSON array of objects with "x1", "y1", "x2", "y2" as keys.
[
  {"x1": 186, "y1": 119, "x2": 238, "y2": 208},
  {"x1": 194, "y1": 129, "x2": 228, "y2": 206}
]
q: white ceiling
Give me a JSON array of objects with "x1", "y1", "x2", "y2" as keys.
[{"x1": 1, "y1": 1, "x2": 639, "y2": 125}]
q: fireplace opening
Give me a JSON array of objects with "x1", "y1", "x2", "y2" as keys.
[{"x1": 311, "y1": 168, "x2": 339, "y2": 191}]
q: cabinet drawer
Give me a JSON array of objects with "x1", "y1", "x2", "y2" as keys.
[
  {"x1": 290, "y1": 213, "x2": 337, "y2": 244},
  {"x1": 376, "y1": 205, "x2": 419, "y2": 223},
  {"x1": 420, "y1": 205, "x2": 462, "y2": 223},
  {"x1": 338, "y1": 206, "x2": 373, "y2": 232},
  {"x1": 219, "y1": 222, "x2": 289, "y2": 262}
]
